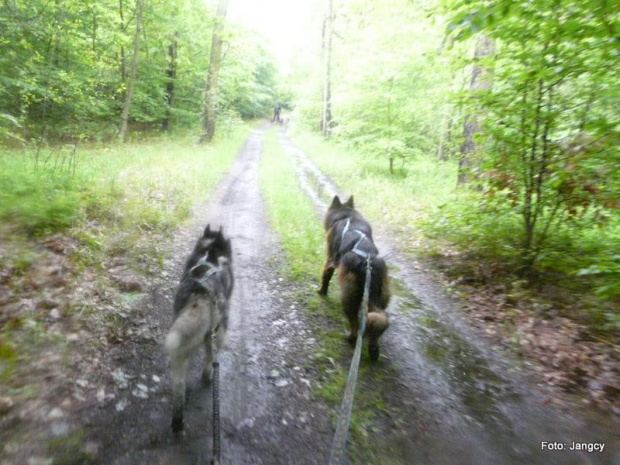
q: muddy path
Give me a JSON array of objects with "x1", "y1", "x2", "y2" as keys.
[
  {"x1": 81, "y1": 127, "x2": 333, "y2": 464},
  {"x1": 277, "y1": 127, "x2": 620, "y2": 465}
]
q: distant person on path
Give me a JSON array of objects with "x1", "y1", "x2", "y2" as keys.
[{"x1": 272, "y1": 104, "x2": 282, "y2": 124}]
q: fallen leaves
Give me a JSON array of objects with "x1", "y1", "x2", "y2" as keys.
[{"x1": 455, "y1": 279, "x2": 619, "y2": 412}]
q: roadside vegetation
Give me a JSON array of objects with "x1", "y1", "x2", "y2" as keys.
[
  {"x1": 0, "y1": 130, "x2": 247, "y2": 238},
  {"x1": 0, "y1": 125, "x2": 248, "y2": 387}
]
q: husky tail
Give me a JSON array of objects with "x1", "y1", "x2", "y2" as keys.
[{"x1": 166, "y1": 318, "x2": 192, "y2": 433}]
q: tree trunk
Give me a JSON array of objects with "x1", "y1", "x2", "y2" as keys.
[
  {"x1": 119, "y1": 0, "x2": 126, "y2": 83},
  {"x1": 200, "y1": 0, "x2": 229, "y2": 144},
  {"x1": 162, "y1": 36, "x2": 177, "y2": 132},
  {"x1": 457, "y1": 35, "x2": 495, "y2": 185},
  {"x1": 119, "y1": 0, "x2": 143, "y2": 143},
  {"x1": 92, "y1": 11, "x2": 97, "y2": 53},
  {"x1": 321, "y1": 0, "x2": 333, "y2": 137}
]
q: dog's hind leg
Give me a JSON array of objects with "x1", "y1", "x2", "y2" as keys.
[
  {"x1": 319, "y1": 229, "x2": 336, "y2": 296},
  {"x1": 170, "y1": 356, "x2": 189, "y2": 432},
  {"x1": 318, "y1": 261, "x2": 335, "y2": 296},
  {"x1": 339, "y1": 267, "x2": 363, "y2": 344}
]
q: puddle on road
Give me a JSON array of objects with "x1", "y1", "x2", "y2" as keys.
[{"x1": 390, "y1": 276, "x2": 519, "y2": 427}]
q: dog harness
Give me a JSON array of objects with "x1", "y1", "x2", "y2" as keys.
[
  {"x1": 341, "y1": 218, "x2": 374, "y2": 259},
  {"x1": 189, "y1": 255, "x2": 223, "y2": 296}
]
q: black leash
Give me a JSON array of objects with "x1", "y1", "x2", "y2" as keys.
[
  {"x1": 328, "y1": 257, "x2": 372, "y2": 465},
  {"x1": 211, "y1": 332, "x2": 221, "y2": 465},
  {"x1": 187, "y1": 256, "x2": 224, "y2": 465}
]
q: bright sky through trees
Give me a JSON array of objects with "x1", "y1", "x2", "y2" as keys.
[{"x1": 226, "y1": 0, "x2": 320, "y2": 74}]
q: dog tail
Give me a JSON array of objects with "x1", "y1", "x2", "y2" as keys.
[
  {"x1": 366, "y1": 310, "x2": 389, "y2": 340},
  {"x1": 369, "y1": 256, "x2": 390, "y2": 310},
  {"x1": 165, "y1": 328, "x2": 182, "y2": 355}
]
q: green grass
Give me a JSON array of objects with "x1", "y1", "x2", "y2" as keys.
[
  {"x1": 0, "y1": 126, "x2": 250, "y2": 237},
  {"x1": 259, "y1": 128, "x2": 409, "y2": 464},
  {"x1": 289, "y1": 126, "x2": 458, "y2": 228},
  {"x1": 0, "y1": 125, "x2": 250, "y2": 389},
  {"x1": 0, "y1": 335, "x2": 18, "y2": 384}
]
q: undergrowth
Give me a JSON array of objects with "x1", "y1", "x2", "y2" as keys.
[{"x1": 0, "y1": 127, "x2": 249, "y2": 238}]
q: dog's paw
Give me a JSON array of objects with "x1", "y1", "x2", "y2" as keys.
[
  {"x1": 344, "y1": 333, "x2": 357, "y2": 345},
  {"x1": 171, "y1": 417, "x2": 184, "y2": 434},
  {"x1": 369, "y1": 345, "x2": 380, "y2": 362},
  {"x1": 317, "y1": 288, "x2": 328, "y2": 296}
]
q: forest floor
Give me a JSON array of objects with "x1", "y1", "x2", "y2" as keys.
[{"x1": 0, "y1": 124, "x2": 618, "y2": 465}]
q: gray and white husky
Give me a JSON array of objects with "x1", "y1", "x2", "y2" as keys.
[{"x1": 165, "y1": 225, "x2": 234, "y2": 432}]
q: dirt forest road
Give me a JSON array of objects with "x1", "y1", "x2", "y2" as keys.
[
  {"x1": 85, "y1": 126, "x2": 333, "y2": 464},
  {"x1": 80, "y1": 125, "x2": 618, "y2": 465}
]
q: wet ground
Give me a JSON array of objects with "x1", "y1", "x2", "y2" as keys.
[{"x1": 57, "y1": 125, "x2": 620, "y2": 464}]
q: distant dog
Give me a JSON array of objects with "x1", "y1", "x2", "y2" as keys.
[
  {"x1": 318, "y1": 196, "x2": 390, "y2": 361},
  {"x1": 165, "y1": 225, "x2": 234, "y2": 432}
]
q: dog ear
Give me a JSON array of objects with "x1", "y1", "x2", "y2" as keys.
[
  {"x1": 345, "y1": 195, "x2": 354, "y2": 208},
  {"x1": 330, "y1": 196, "x2": 342, "y2": 208},
  {"x1": 203, "y1": 224, "x2": 211, "y2": 236},
  {"x1": 218, "y1": 225, "x2": 223, "y2": 235}
]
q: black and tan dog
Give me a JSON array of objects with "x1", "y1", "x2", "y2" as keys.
[
  {"x1": 318, "y1": 195, "x2": 390, "y2": 361},
  {"x1": 165, "y1": 225, "x2": 234, "y2": 432}
]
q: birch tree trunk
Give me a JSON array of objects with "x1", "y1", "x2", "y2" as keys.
[
  {"x1": 119, "y1": 0, "x2": 126, "y2": 83},
  {"x1": 200, "y1": 0, "x2": 228, "y2": 144},
  {"x1": 321, "y1": 0, "x2": 333, "y2": 137},
  {"x1": 458, "y1": 35, "x2": 495, "y2": 184},
  {"x1": 119, "y1": 0, "x2": 143, "y2": 143},
  {"x1": 162, "y1": 35, "x2": 177, "y2": 132}
]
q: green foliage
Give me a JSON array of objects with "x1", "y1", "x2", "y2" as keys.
[
  {"x1": 0, "y1": 150, "x2": 82, "y2": 235},
  {"x1": 293, "y1": 0, "x2": 450, "y2": 168},
  {"x1": 0, "y1": 335, "x2": 18, "y2": 384},
  {"x1": 260, "y1": 130, "x2": 325, "y2": 281},
  {"x1": 0, "y1": 124, "x2": 249, "y2": 236},
  {"x1": 0, "y1": 0, "x2": 281, "y2": 141},
  {"x1": 578, "y1": 254, "x2": 620, "y2": 301},
  {"x1": 441, "y1": 0, "x2": 620, "y2": 275},
  {"x1": 0, "y1": 113, "x2": 23, "y2": 144},
  {"x1": 290, "y1": 127, "x2": 458, "y2": 219}
]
